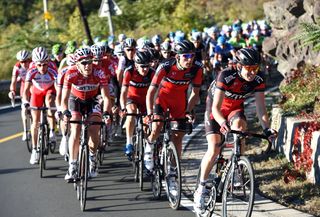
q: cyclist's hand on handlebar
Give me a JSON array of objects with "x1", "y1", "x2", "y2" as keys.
[
  {"x1": 102, "y1": 112, "x2": 112, "y2": 124},
  {"x1": 8, "y1": 91, "x2": 15, "y2": 100},
  {"x1": 143, "y1": 114, "x2": 153, "y2": 124},
  {"x1": 112, "y1": 105, "x2": 119, "y2": 114},
  {"x1": 119, "y1": 108, "x2": 127, "y2": 118},
  {"x1": 55, "y1": 110, "x2": 62, "y2": 121},
  {"x1": 22, "y1": 101, "x2": 30, "y2": 109},
  {"x1": 185, "y1": 112, "x2": 195, "y2": 123},
  {"x1": 220, "y1": 121, "x2": 231, "y2": 135},
  {"x1": 63, "y1": 110, "x2": 72, "y2": 122},
  {"x1": 263, "y1": 128, "x2": 278, "y2": 141}
]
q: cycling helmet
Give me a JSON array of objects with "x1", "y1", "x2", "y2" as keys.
[
  {"x1": 174, "y1": 40, "x2": 195, "y2": 54},
  {"x1": 251, "y1": 29, "x2": 260, "y2": 37},
  {"x1": 97, "y1": 40, "x2": 111, "y2": 53},
  {"x1": 52, "y1": 44, "x2": 63, "y2": 55},
  {"x1": 118, "y1": 33, "x2": 127, "y2": 42},
  {"x1": 66, "y1": 54, "x2": 76, "y2": 66},
  {"x1": 235, "y1": 48, "x2": 260, "y2": 65},
  {"x1": 148, "y1": 48, "x2": 161, "y2": 60},
  {"x1": 152, "y1": 34, "x2": 162, "y2": 46},
  {"x1": 114, "y1": 44, "x2": 124, "y2": 56},
  {"x1": 32, "y1": 47, "x2": 49, "y2": 62},
  {"x1": 65, "y1": 45, "x2": 76, "y2": 55},
  {"x1": 16, "y1": 50, "x2": 31, "y2": 61},
  {"x1": 123, "y1": 38, "x2": 137, "y2": 48},
  {"x1": 160, "y1": 41, "x2": 171, "y2": 51},
  {"x1": 134, "y1": 51, "x2": 151, "y2": 65},
  {"x1": 67, "y1": 40, "x2": 77, "y2": 48},
  {"x1": 74, "y1": 47, "x2": 93, "y2": 62},
  {"x1": 191, "y1": 32, "x2": 202, "y2": 42},
  {"x1": 90, "y1": 44, "x2": 104, "y2": 59},
  {"x1": 217, "y1": 36, "x2": 226, "y2": 45}
]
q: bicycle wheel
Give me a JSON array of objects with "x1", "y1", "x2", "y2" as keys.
[
  {"x1": 151, "y1": 142, "x2": 163, "y2": 199},
  {"x1": 98, "y1": 125, "x2": 107, "y2": 166},
  {"x1": 138, "y1": 129, "x2": 144, "y2": 191},
  {"x1": 49, "y1": 140, "x2": 56, "y2": 153},
  {"x1": 222, "y1": 156, "x2": 255, "y2": 217},
  {"x1": 39, "y1": 127, "x2": 46, "y2": 178},
  {"x1": 25, "y1": 115, "x2": 32, "y2": 153},
  {"x1": 132, "y1": 132, "x2": 139, "y2": 182},
  {"x1": 78, "y1": 145, "x2": 89, "y2": 211},
  {"x1": 164, "y1": 141, "x2": 181, "y2": 210}
]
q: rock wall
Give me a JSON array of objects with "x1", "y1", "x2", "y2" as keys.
[{"x1": 263, "y1": 0, "x2": 320, "y2": 76}]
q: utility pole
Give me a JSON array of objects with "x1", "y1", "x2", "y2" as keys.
[
  {"x1": 106, "y1": 0, "x2": 114, "y2": 36},
  {"x1": 99, "y1": 0, "x2": 122, "y2": 36},
  {"x1": 43, "y1": 0, "x2": 49, "y2": 37},
  {"x1": 77, "y1": 0, "x2": 93, "y2": 45}
]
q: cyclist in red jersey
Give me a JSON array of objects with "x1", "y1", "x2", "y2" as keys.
[
  {"x1": 120, "y1": 50, "x2": 155, "y2": 160},
  {"x1": 55, "y1": 54, "x2": 75, "y2": 156},
  {"x1": 8, "y1": 50, "x2": 32, "y2": 141},
  {"x1": 22, "y1": 47, "x2": 58, "y2": 165},
  {"x1": 193, "y1": 48, "x2": 277, "y2": 214},
  {"x1": 61, "y1": 48, "x2": 112, "y2": 181},
  {"x1": 145, "y1": 40, "x2": 203, "y2": 171}
]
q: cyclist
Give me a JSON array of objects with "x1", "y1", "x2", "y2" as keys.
[
  {"x1": 55, "y1": 54, "x2": 75, "y2": 156},
  {"x1": 144, "y1": 40, "x2": 203, "y2": 171},
  {"x1": 159, "y1": 41, "x2": 173, "y2": 62},
  {"x1": 22, "y1": 47, "x2": 57, "y2": 165},
  {"x1": 120, "y1": 51, "x2": 155, "y2": 160},
  {"x1": 151, "y1": 34, "x2": 162, "y2": 52},
  {"x1": 193, "y1": 47, "x2": 277, "y2": 214},
  {"x1": 61, "y1": 47, "x2": 112, "y2": 181},
  {"x1": 58, "y1": 40, "x2": 77, "y2": 71},
  {"x1": 116, "y1": 38, "x2": 136, "y2": 86},
  {"x1": 8, "y1": 50, "x2": 32, "y2": 141},
  {"x1": 51, "y1": 43, "x2": 64, "y2": 68},
  {"x1": 212, "y1": 36, "x2": 236, "y2": 70}
]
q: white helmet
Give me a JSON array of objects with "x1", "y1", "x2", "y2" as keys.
[
  {"x1": 32, "y1": 47, "x2": 49, "y2": 62},
  {"x1": 16, "y1": 50, "x2": 31, "y2": 61}
]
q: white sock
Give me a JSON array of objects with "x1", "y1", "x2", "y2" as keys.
[{"x1": 127, "y1": 136, "x2": 133, "y2": 145}]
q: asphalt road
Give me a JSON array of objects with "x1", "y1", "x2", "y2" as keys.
[{"x1": 0, "y1": 110, "x2": 194, "y2": 217}]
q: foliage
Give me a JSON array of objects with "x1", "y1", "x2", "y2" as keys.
[
  {"x1": 293, "y1": 19, "x2": 320, "y2": 52},
  {"x1": 0, "y1": 0, "x2": 268, "y2": 79},
  {"x1": 279, "y1": 66, "x2": 320, "y2": 116}
]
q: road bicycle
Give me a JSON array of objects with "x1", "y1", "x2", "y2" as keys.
[
  {"x1": 195, "y1": 130, "x2": 272, "y2": 217},
  {"x1": 69, "y1": 112, "x2": 104, "y2": 211},
  {"x1": 151, "y1": 111, "x2": 188, "y2": 210},
  {"x1": 29, "y1": 106, "x2": 57, "y2": 178},
  {"x1": 98, "y1": 120, "x2": 110, "y2": 166}
]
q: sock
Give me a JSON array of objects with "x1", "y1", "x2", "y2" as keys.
[
  {"x1": 198, "y1": 179, "x2": 208, "y2": 192},
  {"x1": 127, "y1": 136, "x2": 133, "y2": 145}
]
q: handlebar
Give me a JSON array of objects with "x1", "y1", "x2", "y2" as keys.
[{"x1": 68, "y1": 120, "x2": 104, "y2": 126}]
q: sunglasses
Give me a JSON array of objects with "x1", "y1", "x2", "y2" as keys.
[
  {"x1": 93, "y1": 59, "x2": 102, "y2": 62},
  {"x1": 37, "y1": 63, "x2": 48, "y2": 67},
  {"x1": 139, "y1": 64, "x2": 150, "y2": 68},
  {"x1": 21, "y1": 60, "x2": 30, "y2": 64},
  {"x1": 79, "y1": 60, "x2": 93, "y2": 65},
  {"x1": 125, "y1": 48, "x2": 134, "y2": 52},
  {"x1": 243, "y1": 65, "x2": 259, "y2": 72},
  {"x1": 181, "y1": 53, "x2": 195, "y2": 59}
]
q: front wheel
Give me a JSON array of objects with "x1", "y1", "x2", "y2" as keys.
[
  {"x1": 222, "y1": 156, "x2": 255, "y2": 217},
  {"x1": 25, "y1": 116, "x2": 32, "y2": 153},
  {"x1": 164, "y1": 141, "x2": 181, "y2": 210}
]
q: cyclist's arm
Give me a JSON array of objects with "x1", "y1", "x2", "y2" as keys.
[
  {"x1": 120, "y1": 86, "x2": 128, "y2": 110},
  {"x1": 101, "y1": 85, "x2": 112, "y2": 113},
  {"x1": 211, "y1": 88, "x2": 226, "y2": 126},
  {"x1": 254, "y1": 91, "x2": 270, "y2": 129},
  {"x1": 146, "y1": 85, "x2": 157, "y2": 115},
  {"x1": 187, "y1": 86, "x2": 200, "y2": 113},
  {"x1": 61, "y1": 87, "x2": 71, "y2": 112},
  {"x1": 22, "y1": 81, "x2": 32, "y2": 103},
  {"x1": 9, "y1": 74, "x2": 18, "y2": 93}
]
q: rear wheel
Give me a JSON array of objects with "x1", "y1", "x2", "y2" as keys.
[
  {"x1": 222, "y1": 156, "x2": 254, "y2": 217},
  {"x1": 138, "y1": 129, "x2": 144, "y2": 191},
  {"x1": 39, "y1": 126, "x2": 47, "y2": 178},
  {"x1": 164, "y1": 141, "x2": 181, "y2": 210},
  {"x1": 25, "y1": 116, "x2": 32, "y2": 153}
]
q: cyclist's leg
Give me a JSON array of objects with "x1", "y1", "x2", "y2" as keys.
[
  {"x1": 228, "y1": 109, "x2": 247, "y2": 153},
  {"x1": 124, "y1": 100, "x2": 138, "y2": 156},
  {"x1": 45, "y1": 90, "x2": 56, "y2": 141}
]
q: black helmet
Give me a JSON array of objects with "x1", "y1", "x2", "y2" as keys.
[
  {"x1": 160, "y1": 41, "x2": 171, "y2": 51},
  {"x1": 134, "y1": 51, "x2": 151, "y2": 64},
  {"x1": 123, "y1": 38, "x2": 137, "y2": 48},
  {"x1": 148, "y1": 48, "x2": 160, "y2": 60},
  {"x1": 174, "y1": 40, "x2": 195, "y2": 54},
  {"x1": 235, "y1": 48, "x2": 260, "y2": 65}
]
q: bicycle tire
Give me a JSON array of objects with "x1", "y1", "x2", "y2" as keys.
[
  {"x1": 222, "y1": 156, "x2": 255, "y2": 217},
  {"x1": 138, "y1": 129, "x2": 144, "y2": 191},
  {"x1": 98, "y1": 125, "x2": 107, "y2": 166},
  {"x1": 25, "y1": 116, "x2": 32, "y2": 153},
  {"x1": 164, "y1": 141, "x2": 181, "y2": 210},
  {"x1": 79, "y1": 145, "x2": 89, "y2": 211},
  {"x1": 49, "y1": 140, "x2": 56, "y2": 153},
  {"x1": 39, "y1": 127, "x2": 45, "y2": 178},
  {"x1": 132, "y1": 132, "x2": 139, "y2": 182}
]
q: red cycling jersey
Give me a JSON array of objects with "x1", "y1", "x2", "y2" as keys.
[
  {"x1": 123, "y1": 65, "x2": 155, "y2": 112},
  {"x1": 63, "y1": 65, "x2": 109, "y2": 101},
  {"x1": 12, "y1": 62, "x2": 30, "y2": 96},
  {"x1": 206, "y1": 67, "x2": 265, "y2": 119},
  {"x1": 102, "y1": 56, "x2": 118, "y2": 77},
  {"x1": 56, "y1": 65, "x2": 70, "y2": 88},
  {"x1": 151, "y1": 59, "x2": 203, "y2": 118}
]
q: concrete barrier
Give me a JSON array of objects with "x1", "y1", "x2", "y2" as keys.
[{"x1": 308, "y1": 131, "x2": 320, "y2": 184}]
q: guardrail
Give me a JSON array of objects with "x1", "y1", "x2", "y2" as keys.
[{"x1": 0, "y1": 80, "x2": 11, "y2": 91}]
